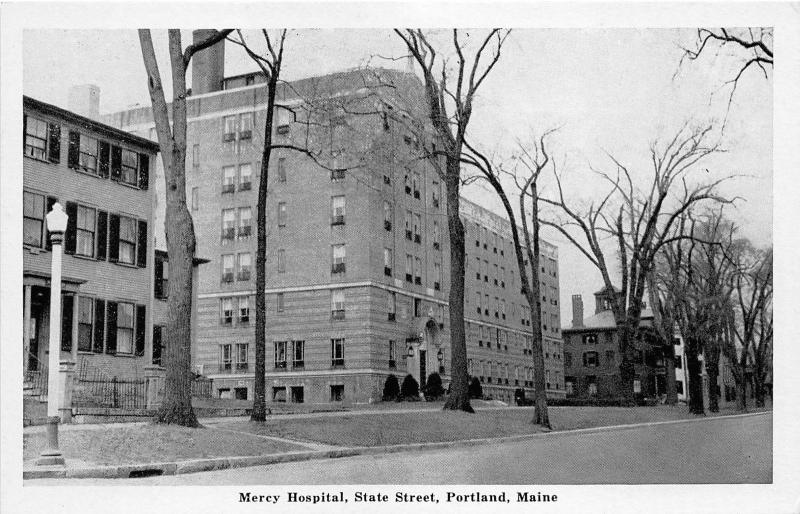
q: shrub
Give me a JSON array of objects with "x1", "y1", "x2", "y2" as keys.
[
  {"x1": 382, "y1": 375, "x2": 400, "y2": 402},
  {"x1": 400, "y1": 374, "x2": 420, "y2": 400},
  {"x1": 424, "y1": 372, "x2": 444, "y2": 400},
  {"x1": 468, "y1": 376, "x2": 483, "y2": 399}
]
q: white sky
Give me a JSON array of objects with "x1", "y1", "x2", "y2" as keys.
[{"x1": 22, "y1": 28, "x2": 772, "y2": 322}]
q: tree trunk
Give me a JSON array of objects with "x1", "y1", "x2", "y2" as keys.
[
  {"x1": 526, "y1": 181, "x2": 549, "y2": 427},
  {"x1": 704, "y1": 343, "x2": 721, "y2": 413},
  {"x1": 251, "y1": 73, "x2": 278, "y2": 422},
  {"x1": 139, "y1": 30, "x2": 199, "y2": 427},
  {"x1": 663, "y1": 343, "x2": 678, "y2": 405},
  {"x1": 735, "y1": 375, "x2": 747, "y2": 411},
  {"x1": 442, "y1": 160, "x2": 472, "y2": 413},
  {"x1": 616, "y1": 323, "x2": 636, "y2": 405},
  {"x1": 685, "y1": 336, "x2": 705, "y2": 415}
]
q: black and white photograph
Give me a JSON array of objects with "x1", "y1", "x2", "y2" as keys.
[{"x1": 1, "y1": 2, "x2": 798, "y2": 513}]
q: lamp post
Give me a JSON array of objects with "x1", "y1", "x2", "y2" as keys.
[{"x1": 37, "y1": 202, "x2": 68, "y2": 466}]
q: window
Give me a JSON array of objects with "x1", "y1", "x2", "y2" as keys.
[
  {"x1": 24, "y1": 116, "x2": 49, "y2": 160},
  {"x1": 331, "y1": 289, "x2": 345, "y2": 319},
  {"x1": 331, "y1": 196, "x2": 345, "y2": 225},
  {"x1": 192, "y1": 144, "x2": 200, "y2": 168},
  {"x1": 676, "y1": 381, "x2": 684, "y2": 395},
  {"x1": 222, "y1": 209, "x2": 236, "y2": 241},
  {"x1": 493, "y1": 264, "x2": 498, "y2": 285},
  {"x1": 405, "y1": 210, "x2": 413, "y2": 240},
  {"x1": 79, "y1": 135, "x2": 98, "y2": 174},
  {"x1": 482, "y1": 260, "x2": 488, "y2": 282},
  {"x1": 588, "y1": 379, "x2": 598, "y2": 396},
  {"x1": 223, "y1": 115, "x2": 236, "y2": 141},
  {"x1": 330, "y1": 384, "x2": 344, "y2": 402},
  {"x1": 239, "y1": 164, "x2": 252, "y2": 191},
  {"x1": 118, "y1": 216, "x2": 137, "y2": 265},
  {"x1": 583, "y1": 351, "x2": 599, "y2": 367},
  {"x1": 274, "y1": 341, "x2": 287, "y2": 369},
  {"x1": 76, "y1": 205, "x2": 96, "y2": 257},
  {"x1": 432, "y1": 179, "x2": 440, "y2": 208},
  {"x1": 277, "y1": 157, "x2": 286, "y2": 182},
  {"x1": 414, "y1": 257, "x2": 422, "y2": 285},
  {"x1": 331, "y1": 338, "x2": 345, "y2": 366},
  {"x1": 389, "y1": 340, "x2": 397, "y2": 368},
  {"x1": 276, "y1": 292, "x2": 285, "y2": 313},
  {"x1": 484, "y1": 294, "x2": 489, "y2": 315},
  {"x1": 331, "y1": 168, "x2": 346, "y2": 181},
  {"x1": 412, "y1": 213, "x2": 421, "y2": 243},
  {"x1": 582, "y1": 334, "x2": 598, "y2": 345},
  {"x1": 77, "y1": 296, "x2": 94, "y2": 352},
  {"x1": 220, "y1": 344, "x2": 232, "y2": 372},
  {"x1": 332, "y1": 244, "x2": 346, "y2": 273},
  {"x1": 432, "y1": 221, "x2": 440, "y2": 250},
  {"x1": 272, "y1": 386, "x2": 287, "y2": 402},
  {"x1": 675, "y1": 356, "x2": 682, "y2": 369},
  {"x1": 292, "y1": 340, "x2": 305, "y2": 368},
  {"x1": 387, "y1": 291, "x2": 396, "y2": 321},
  {"x1": 239, "y1": 113, "x2": 253, "y2": 140},
  {"x1": 239, "y1": 295, "x2": 250, "y2": 323},
  {"x1": 384, "y1": 247, "x2": 393, "y2": 276},
  {"x1": 222, "y1": 254, "x2": 235, "y2": 283},
  {"x1": 238, "y1": 207, "x2": 252, "y2": 238},
  {"x1": 220, "y1": 297, "x2": 234, "y2": 325},
  {"x1": 191, "y1": 187, "x2": 199, "y2": 211},
  {"x1": 475, "y1": 257, "x2": 481, "y2": 280},
  {"x1": 222, "y1": 166, "x2": 236, "y2": 193},
  {"x1": 277, "y1": 202, "x2": 287, "y2": 227},
  {"x1": 23, "y1": 192, "x2": 45, "y2": 247},
  {"x1": 383, "y1": 201, "x2": 393, "y2": 231},
  {"x1": 236, "y1": 343, "x2": 249, "y2": 371},
  {"x1": 501, "y1": 299, "x2": 506, "y2": 320},
  {"x1": 277, "y1": 249, "x2": 286, "y2": 273},
  {"x1": 414, "y1": 298, "x2": 422, "y2": 317},
  {"x1": 434, "y1": 261, "x2": 442, "y2": 290},
  {"x1": 116, "y1": 302, "x2": 134, "y2": 354},
  {"x1": 605, "y1": 350, "x2": 615, "y2": 364},
  {"x1": 237, "y1": 253, "x2": 251, "y2": 281},
  {"x1": 120, "y1": 149, "x2": 138, "y2": 186},
  {"x1": 404, "y1": 174, "x2": 411, "y2": 195},
  {"x1": 412, "y1": 171, "x2": 420, "y2": 199},
  {"x1": 475, "y1": 292, "x2": 481, "y2": 314},
  {"x1": 405, "y1": 254, "x2": 413, "y2": 282}
]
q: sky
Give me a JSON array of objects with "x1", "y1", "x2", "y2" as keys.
[{"x1": 22, "y1": 28, "x2": 773, "y2": 323}]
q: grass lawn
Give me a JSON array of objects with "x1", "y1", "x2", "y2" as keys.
[
  {"x1": 23, "y1": 424, "x2": 308, "y2": 466},
  {"x1": 227, "y1": 404, "x2": 768, "y2": 448}
]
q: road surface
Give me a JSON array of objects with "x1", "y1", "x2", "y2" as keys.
[{"x1": 30, "y1": 412, "x2": 771, "y2": 485}]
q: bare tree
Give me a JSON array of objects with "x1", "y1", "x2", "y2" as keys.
[
  {"x1": 395, "y1": 29, "x2": 510, "y2": 412},
  {"x1": 460, "y1": 132, "x2": 556, "y2": 427},
  {"x1": 139, "y1": 29, "x2": 233, "y2": 426},
  {"x1": 678, "y1": 28, "x2": 773, "y2": 117},
  {"x1": 724, "y1": 242, "x2": 772, "y2": 410},
  {"x1": 541, "y1": 123, "x2": 729, "y2": 405},
  {"x1": 645, "y1": 269, "x2": 679, "y2": 406}
]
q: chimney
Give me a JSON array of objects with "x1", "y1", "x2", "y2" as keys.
[
  {"x1": 67, "y1": 84, "x2": 100, "y2": 120},
  {"x1": 571, "y1": 294, "x2": 584, "y2": 328},
  {"x1": 191, "y1": 29, "x2": 226, "y2": 95}
]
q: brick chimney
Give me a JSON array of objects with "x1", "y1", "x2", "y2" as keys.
[
  {"x1": 571, "y1": 294, "x2": 584, "y2": 328},
  {"x1": 191, "y1": 29, "x2": 225, "y2": 95},
  {"x1": 67, "y1": 84, "x2": 100, "y2": 120}
]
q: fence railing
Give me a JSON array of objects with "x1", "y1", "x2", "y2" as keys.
[
  {"x1": 192, "y1": 376, "x2": 213, "y2": 399},
  {"x1": 73, "y1": 359, "x2": 147, "y2": 410},
  {"x1": 24, "y1": 367, "x2": 48, "y2": 396}
]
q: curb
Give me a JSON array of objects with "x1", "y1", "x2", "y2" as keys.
[{"x1": 23, "y1": 410, "x2": 770, "y2": 480}]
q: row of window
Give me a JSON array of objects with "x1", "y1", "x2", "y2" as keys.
[
  {"x1": 564, "y1": 349, "x2": 654, "y2": 368},
  {"x1": 61, "y1": 295, "x2": 146, "y2": 357},
  {"x1": 382, "y1": 201, "x2": 442, "y2": 250},
  {"x1": 269, "y1": 384, "x2": 343, "y2": 403},
  {"x1": 24, "y1": 115, "x2": 150, "y2": 190},
  {"x1": 23, "y1": 192, "x2": 148, "y2": 268}
]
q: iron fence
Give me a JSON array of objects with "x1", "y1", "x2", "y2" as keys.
[{"x1": 192, "y1": 376, "x2": 213, "y2": 399}]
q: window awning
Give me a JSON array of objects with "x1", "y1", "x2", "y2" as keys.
[{"x1": 23, "y1": 269, "x2": 87, "y2": 293}]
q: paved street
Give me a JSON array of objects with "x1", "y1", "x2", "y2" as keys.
[{"x1": 31, "y1": 412, "x2": 771, "y2": 485}]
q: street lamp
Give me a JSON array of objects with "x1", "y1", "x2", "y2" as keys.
[
  {"x1": 407, "y1": 346, "x2": 415, "y2": 358},
  {"x1": 437, "y1": 348, "x2": 444, "y2": 362},
  {"x1": 37, "y1": 203, "x2": 68, "y2": 466}
]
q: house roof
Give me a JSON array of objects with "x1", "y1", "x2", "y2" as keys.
[{"x1": 563, "y1": 308, "x2": 654, "y2": 332}]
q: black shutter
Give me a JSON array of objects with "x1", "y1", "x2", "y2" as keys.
[
  {"x1": 64, "y1": 201, "x2": 78, "y2": 255},
  {"x1": 108, "y1": 214, "x2": 120, "y2": 262},
  {"x1": 138, "y1": 153, "x2": 149, "y2": 190},
  {"x1": 93, "y1": 299, "x2": 105, "y2": 353},
  {"x1": 23, "y1": 114, "x2": 27, "y2": 152},
  {"x1": 61, "y1": 294, "x2": 73, "y2": 352},
  {"x1": 154, "y1": 253, "x2": 164, "y2": 298},
  {"x1": 67, "y1": 131, "x2": 80, "y2": 169},
  {"x1": 45, "y1": 196, "x2": 57, "y2": 251},
  {"x1": 110, "y1": 145, "x2": 122, "y2": 181},
  {"x1": 152, "y1": 325, "x2": 162, "y2": 366},
  {"x1": 98, "y1": 141, "x2": 110, "y2": 178},
  {"x1": 136, "y1": 220, "x2": 148, "y2": 268},
  {"x1": 96, "y1": 210, "x2": 108, "y2": 260},
  {"x1": 47, "y1": 123, "x2": 61, "y2": 163},
  {"x1": 135, "y1": 304, "x2": 146, "y2": 356},
  {"x1": 105, "y1": 301, "x2": 117, "y2": 354}
]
